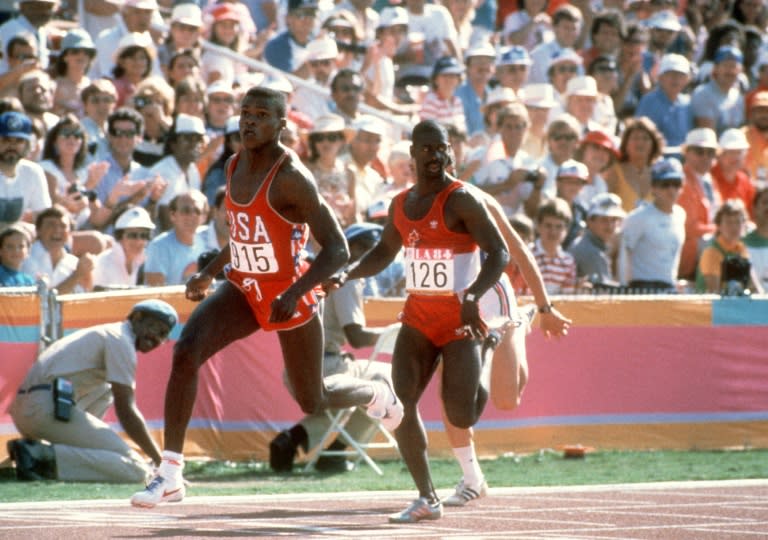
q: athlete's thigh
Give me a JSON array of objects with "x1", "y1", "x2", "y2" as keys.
[
  {"x1": 391, "y1": 324, "x2": 440, "y2": 403},
  {"x1": 278, "y1": 314, "x2": 324, "y2": 395},
  {"x1": 490, "y1": 324, "x2": 523, "y2": 393},
  {"x1": 178, "y1": 281, "x2": 260, "y2": 361},
  {"x1": 441, "y1": 338, "x2": 482, "y2": 405}
]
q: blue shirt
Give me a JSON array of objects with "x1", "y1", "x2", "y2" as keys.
[
  {"x1": 94, "y1": 153, "x2": 150, "y2": 205},
  {"x1": 0, "y1": 263, "x2": 35, "y2": 287},
  {"x1": 635, "y1": 88, "x2": 693, "y2": 148},
  {"x1": 454, "y1": 82, "x2": 488, "y2": 136},
  {"x1": 145, "y1": 230, "x2": 207, "y2": 285},
  {"x1": 264, "y1": 31, "x2": 302, "y2": 73}
]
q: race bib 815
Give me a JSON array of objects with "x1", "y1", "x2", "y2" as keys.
[{"x1": 229, "y1": 239, "x2": 279, "y2": 274}]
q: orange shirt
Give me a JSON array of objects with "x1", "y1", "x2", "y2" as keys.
[
  {"x1": 743, "y1": 125, "x2": 768, "y2": 182},
  {"x1": 677, "y1": 166, "x2": 720, "y2": 279},
  {"x1": 710, "y1": 162, "x2": 756, "y2": 219}
]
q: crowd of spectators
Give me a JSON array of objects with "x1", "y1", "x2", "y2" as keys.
[{"x1": 0, "y1": 0, "x2": 767, "y2": 297}]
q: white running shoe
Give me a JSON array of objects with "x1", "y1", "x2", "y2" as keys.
[
  {"x1": 388, "y1": 497, "x2": 443, "y2": 523},
  {"x1": 130, "y1": 473, "x2": 185, "y2": 508},
  {"x1": 442, "y1": 478, "x2": 488, "y2": 507},
  {"x1": 367, "y1": 375, "x2": 404, "y2": 431}
]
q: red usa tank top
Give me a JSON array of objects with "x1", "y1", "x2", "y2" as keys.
[
  {"x1": 224, "y1": 151, "x2": 309, "y2": 282},
  {"x1": 392, "y1": 180, "x2": 481, "y2": 295}
]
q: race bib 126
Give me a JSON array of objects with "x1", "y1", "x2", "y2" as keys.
[{"x1": 405, "y1": 247, "x2": 455, "y2": 294}]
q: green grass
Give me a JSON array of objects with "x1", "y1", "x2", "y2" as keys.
[{"x1": 1, "y1": 449, "x2": 766, "y2": 503}]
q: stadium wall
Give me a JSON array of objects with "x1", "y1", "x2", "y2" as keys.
[{"x1": 2, "y1": 289, "x2": 767, "y2": 462}]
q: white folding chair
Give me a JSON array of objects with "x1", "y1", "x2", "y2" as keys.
[{"x1": 304, "y1": 323, "x2": 402, "y2": 475}]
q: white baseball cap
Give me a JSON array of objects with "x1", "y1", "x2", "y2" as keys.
[
  {"x1": 206, "y1": 80, "x2": 234, "y2": 97},
  {"x1": 174, "y1": 113, "x2": 206, "y2": 135},
  {"x1": 171, "y1": 3, "x2": 203, "y2": 27},
  {"x1": 521, "y1": 83, "x2": 557, "y2": 108},
  {"x1": 565, "y1": 76, "x2": 598, "y2": 98},
  {"x1": 306, "y1": 37, "x2": 338, "y2": 61},
  {"x1": 658, "y1": 53, "x2": 690, "y2": 76},
  {"x1": 352, "y1": 115, "x2": 386, "y2": 137},
  {"x1": 718, "y1": 128, "x2": 749, "y2": 151},
  {"x1": 115, "y1": 206, "x2": 155, "y2": 230},
  {"x1": 684, "y1": 127, "x2": 718, "y2": 150}
]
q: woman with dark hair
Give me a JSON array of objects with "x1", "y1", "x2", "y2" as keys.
[
  {"x1": 732, "y1": 0, "x2": 768, "y2": 30},
  {"x1": 166, "y1": 49, "x2": 201, "y2": 88},
  {"x1": 111, "y1": 33, "x2": 156, "y2": 107},
  {"x1": 41, "y1": 114, "x2": 109, "y2": 229},
  {"x1": 173, "y1": 76, "x2": 206, "y2": 121},
  {"x1": 605, "y1": 116, "x2": 665, "y2": 212},
  {"x1": 53, "y1": 29, "x2": 96, "y2": 117}
]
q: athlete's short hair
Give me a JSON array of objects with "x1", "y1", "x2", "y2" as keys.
[
  {"x1": 412, "y1": 120, "x2": 447, "y2": 142},
  {"x1": 243, "y1": 87, "x2": 287, "y2": 118}
]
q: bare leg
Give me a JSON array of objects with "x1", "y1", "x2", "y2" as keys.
[
  {"x1": 391, "y1": 324, "x2": 440, "y2": 501},
  {"x1": 164, "y1": 282, "x2": 259, "y2": 452},
  {"x1": 490, "y1": 321, "x2": 528, "y2": 410},
  {"x1": 441, "y1": 338, "x2": 487, "y2": 430}
]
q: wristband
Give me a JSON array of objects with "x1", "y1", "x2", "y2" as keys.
[
  {"x1": 538, "y1": 303, "x2": 554, "y2": 314},
  {"x1": 463, "y1": 292, "x2": 479, "y2": 303}
]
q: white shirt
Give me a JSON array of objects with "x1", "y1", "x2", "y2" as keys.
[
  {"x1": 22, "y1": 240, "x2": 83, "y2": 292},
  {"x1": 92, "y1": 242, "x2": 144, "y2": 288},
  {"x1": 0, "y1": 16, "x2": 49, "y2": 73},
  {"x1": 0, "y1": 160, "x2": 51, "y2": 225},
  {"x1": 149, "y1": 155, "x2": 201, "y2": 206},
  {"x1": 474, "y1": 150, "x2": 538, "y2": 218}
]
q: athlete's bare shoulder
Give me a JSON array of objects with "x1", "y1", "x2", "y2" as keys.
[{"x1": 269, "y1": 148, "x2": 323, "y2": 221}]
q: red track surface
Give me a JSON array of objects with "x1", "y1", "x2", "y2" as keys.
[{"x1": 1, "y1": 480, "x2": 767, "y2": 539}]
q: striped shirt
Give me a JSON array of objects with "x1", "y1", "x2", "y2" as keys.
[
  {"x1": 530, "y1": 239, "x2": 577, "y2": 294},
  {"x1": 419, "y1": 91, "x2": 467, "y2": 134}
]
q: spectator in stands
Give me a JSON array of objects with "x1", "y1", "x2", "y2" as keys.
[
  {"x1": 305, "y1": 114, "x2": 356, "y2": 228},
  {"x1": 330, "y1": 69, "x2": 365, "y2": 126},
  {"x1": 586, "y1": 56, "x2": 619, "y2": 135},
  {"x1": 173, "y1": 76, "x2": 206, "y2": 122},
  {"x1": 712, "y1": 129, "x2": 756, "y2": 219},
  {"x1": 7, "y1": 299, "x2": 176, "y2": 482},
  {"x1": 92, "y1": 205, "x2": 155, "y2": 289},
  {"x1": 95, "y1": 107, "x2": 165, "y2": 223},
  {"x1": 40, "y1": 114, "x2": 107, "y2": 231},
  {"x1": 546, "y1": 48, "x2": 582, "y2": 107},
  {"x1": 269, "y1": 223, "x2": 396, "y2": 473},
  {"x1": 691, "y1": 45, "x2": 745, "y2": 135},
  {"x1": 0, "y1": 111, "x2": 51, "y2": 231},
  {"x1": 158, "y1": 3, "x2": 203, "y2": 76},
  {"x1": 397, "y1": 0, "x2": 459, "y2": 81},
  {"x1": 166, "y1": 49, "x2": 201, "y2": 89},
  {"x1": 645, "y1": 10, "x2": 681, "y2": 78},
  {"x1": 361, "y1": 7, "x2": 410, "y2": 116},
  {"x1": 367, "y1": 139, "x2": 414, "y2": 220},
  {"x1": 503, "y1": 0, "x2": 552, "y2": 51},
  {"x1": 470, "y1": 86, "x2": 517, "y2": 162},
  {"x1": 0, "y1": 224, "x2": 35, "y2": 286},
  {"x1": 144, "y1": 190, "x2": 208, "y2": 286},
  {"x1": 22, "y1": 205, "x2": 95, "y2": 293},
  {"x1": 695, "y1": 198, "x2": 755, "y2": 293},
  {"x1": 574, "y1": 129, "x2": 619, "y2": 208},
  {"x1": 420, "y1": 56, "x2": 466, "y2": 134},
  {"x1": 520, "y1": 83, "x2": 557, "y2": 160},
  {"x1": 81, "y1": 79, "x2": 117, "y2": 160},
  {"x1": 341, "y1": 115, "x2": 386, "y2": 221},
  {"x1": 19, "y1": 69, "x2": 58, "y2": 132},
  {"x1": 197, "y1": 186, "x2": 228, "y2": 252},
  {"x1": 473, "y1": 102, "x2": 540, "y2": 219},
  {"x1": 444, "y1": 0, "x2": 489, "y2": 55},
  {"x1": 200, "y1": 2, "x2": 248, "y2": 84},
  {"x1": 744, "y1": 187, "x2": 768, "y2": 291},
  {"x1": 92, "y1": 0, "x2": 160, "y2": 80},
  {"x1": 149, "y1": 114, "x2": 206, "y2": 230},
  {"x1": 529, "y1": 4, "x2": 583, "y2": 85},
  {"x1": 679, "y1": 128, "x2": 720, "y2": 280},
  {"x1": 606, "y1": 116, "x2": 665, "y2": 212},
  {"x1": 530, "y1": 197, "x2": 578, "y2": 294},
  {"x1": 553, "y1": 158, "x2": 589, "y2": 249},
  {"x1": 614, "y1": 23, "x2": 651, "y2": 120},
  {"x1": 0, "y1": 0, "x2": 56, "y2": 73},
  {"x1": 494, "y1": 46, "x2": 531, "y2": 96},
  {"x1": 52, "y1": 29, "x2": 96, "y2": 118},
  {"x1": 264, "y1": 0, "x2": 318, "y2": 76},
  {"x1": 618, "y1": 157, "x2": 686, "y2": 293},
  {"x1": 635, "y1": 53, "x2": 693, "y2": 148},
  {"x1": 455, "y1": 42, "x2": 497, "y2": 139},
  {"x1": 111, "y1": 32, "x2": 157, "y2": 108},
  {"x1": 558, "y1": 75, "x2": 601, "y2": 134},
  {"x1": 580, "y1": 10, "x2": 624, "y2": 68},
  {"x1": 0, "y1": 33, "x2": 39, "y2": 99},
  {"x1": 293, "y1": 36, "x2": 337, "y2": 122},
  {"x1": 743, "y1": 90, "x2": 768, "y2": 183},
  {"x1": 568, "y1": 192, "x2": 625, "y2": 289},
  {"x1": 202, "y1": 115, "x2": 240, "y2": 207},
  {"x1": 536, "y1": 113, "x2": 581, "y2": 201},
  {"x1": 131, "y1": 77, "x2": 174, "y2": 168}
]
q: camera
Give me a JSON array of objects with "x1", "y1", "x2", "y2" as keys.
[
  {"x1": 334, "y1": 39, "x2": 368, "y2": 56},
  {"x1": 524, "y1": 169, "x2": 539, "y2": 183},
  {"x1": 134, "y1": 95, "x2": 150, "y2": 109},
  {"x1": 67, "y1": 184, "x2": 98, "y2": 202}
]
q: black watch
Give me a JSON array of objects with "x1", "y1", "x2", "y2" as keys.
[{"x1": 538, "y1": 303, "x2": 554, "y2": 314}]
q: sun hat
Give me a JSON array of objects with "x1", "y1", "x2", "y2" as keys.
[
  {"x1": 377, "y1": 6, "x2": 408, "y2": 28},
  {"x1": 521, "y1": 83, "x2": 557, "y2": 108},
  {"x1": 206, "y1": 80, "x2": 234, "y2": 97},
  {"x1": 170, "y1": 3, "x2": 203, "y2": 27},
  {"x1": 683, "y1": 127, "x2": 718, "y2": 150},
  {"x1": 351, "y1": 115, "x2": 386, "y2": 137},
  {"x1": 658, "y1": 53, "x2": 690, "y2": 76},
  {"x1": 718, "y1": 128, "x2": 749, "y2": 151},
  {"x1": 113, "y1": 32, "x2": 156, "y2": 63},
  {"x1": 306, "y1": 37, "x2": 338, "y2": 62},
  {"x1": 173, "y1": 113, "x2": 206, "y2": 135},
  {"x1": 481, "y1": 86, "x2": 517, "y2": 112},
  {"x1": 648, "y1": 10, "x2": 682, "y2": 32},
  {"x1": 60, "y1": 28, "x2": 96, "y2": 54},
  {"x1": 565, "y1": 75, "x2": 598, "y2": 98}
]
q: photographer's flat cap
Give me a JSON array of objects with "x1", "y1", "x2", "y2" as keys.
[{"x1": 131, "y1": 299, "x2": 178, "y2": 328}]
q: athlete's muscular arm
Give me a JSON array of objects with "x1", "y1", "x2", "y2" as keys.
[
  {"x1": 185, "y1": 244, "x2": 231, "y2": 302},
  {"x1": 449, "y1": 188, "x2": 510, "y2": 338},
  {"x1": 346, "y1": 204, "x2": 403, "y2": 281},
  {"x1": 270, "y1": 165, "x2": 350, "y2": 322}
]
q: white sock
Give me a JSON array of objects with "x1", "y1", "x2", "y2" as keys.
[
  {"x1": 158, "y1": 450, "x2": 184, "y2": 479},
  {"x1": 453, "y1": 444, "x2": 483, "y2": 487}
]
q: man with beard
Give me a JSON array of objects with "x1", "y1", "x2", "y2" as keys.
[
  {"x1": 7, "y1": 300, "x2": 176, "y2": 483},
  {"x1": 149, "y1": 114, "x2": 205, "y2": 231},
  {"x1": 131, "y1": 87, "x2": 402, "y2": 508},
  {"x1": 340, "y1": 120, "x2": 509, "y2": 522},
  {"x1": 330, "y1": 68, "x2": 364, "y2": 126},
  {"x1": 0, "y1": 111, "x2": 50, "y2": 231},
  {"x1": 743, "y1": 90, "x2": 768, "y2": 183},
  {"x1": 0, "y1": 0, "x2": 57, "y2": 73}
]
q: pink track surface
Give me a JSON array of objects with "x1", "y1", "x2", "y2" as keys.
[{"x1": 1, "y1": 480, "x2": 767, "y2": 539}]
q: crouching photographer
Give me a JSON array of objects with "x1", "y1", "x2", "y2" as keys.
[{"x1": 7, "y1": 300, "x2": 177, "y2": 482}]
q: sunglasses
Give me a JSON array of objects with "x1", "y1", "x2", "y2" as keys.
[
  {"x1": 124, "y1": 231, "x2": 151, "y2": 240},
  {"x1": 110, "y1": 129, "x2": 137, "y2": 138},
  {"x1": 176, "y1": 206, "x2": 203, "y2": 215},
  {"x1": 310, "y1": 59, "x2": 333, "y2": 68},
  {"x1": 313, "y1": 132, "x2": 345, "y2": 142},
  {"x1": 689, "y1": 147, "x2": 716, "y2": 156},
  {"x1": 554, "y1": 65, "x2": 579, "y2": 74},
  {"x1": 551, "y1": 133, "x2": 578, "y2": 141},
  {"x1": 89, "y1": 95, "x2": 116, "y2": 104},
  {"x1": 59, "y1": 128, "x2": 83, "y2": 138},
  {"x1": 655, "y1": 180, "x2": 682, "y2": 189},
  {"x1": 209, "y1": 95, "x2": 234, "y2": 105}
]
